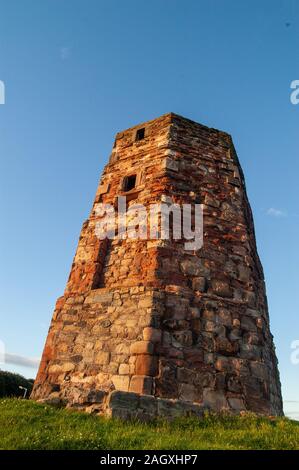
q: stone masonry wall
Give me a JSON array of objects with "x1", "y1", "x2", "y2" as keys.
[{"x1": 31, "y1": 113, "x2": 283, "y2": 419}]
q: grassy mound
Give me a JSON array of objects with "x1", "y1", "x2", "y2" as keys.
[{"x1": 0, "y1": 398, "x2": 298, "y2": 450}]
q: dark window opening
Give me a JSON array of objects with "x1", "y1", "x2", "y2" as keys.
[
  {"x1": 136, "y1": 128, "x2": 145, "y2": 141},
  {"x1": 92, "y1": 239, "x2": 112, "y2": 289},
  {"x1": 123, "y1": 174, "x2": 137, "y2": 192}
]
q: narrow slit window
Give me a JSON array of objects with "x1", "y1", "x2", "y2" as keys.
[
  {"x1": 123, "y1": 174, "x2": 137, "y2": 192},
  {"x1": 136, "y1": 128, "x2": 145, "y2": 141}
]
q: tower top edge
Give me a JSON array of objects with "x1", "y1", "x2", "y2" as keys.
[{"x1": 115, "y1": 112, "x2": 232, "y2": 140}]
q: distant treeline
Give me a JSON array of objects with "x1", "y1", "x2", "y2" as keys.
[{"x1": 0, "y1": 370, "x2": 34, "y2": 398}]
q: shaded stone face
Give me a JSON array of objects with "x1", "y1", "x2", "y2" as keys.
[{"x1": 31, "y1": 113, "x2": 283, "y2": 419}]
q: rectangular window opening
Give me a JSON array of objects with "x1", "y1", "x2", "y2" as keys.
[
  {"x1": 136, "y1": 128, "x2": 145, "y2": 141},
  {"x1": 123, "y1": 174, "x2": 137, "y2": 192}
]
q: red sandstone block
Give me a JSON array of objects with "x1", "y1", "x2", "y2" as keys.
[
  {"x1": 130, "y1": 341, "x2": 154, "y2": 355},
  {"x1": 143, "y1": 327, "x2": 162, "y2": 342},
  {"x1": 129, "y1": 375, "x2": 153, "y2": 395},
  {"x1": 135, "y1": 355, "x2": 158, "y2": 376}
]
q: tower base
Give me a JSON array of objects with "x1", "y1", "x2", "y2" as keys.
[{"x1": 36, "y1": 388, "x2": 275, "y2": 422}]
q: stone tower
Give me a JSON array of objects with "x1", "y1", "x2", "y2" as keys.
[{"x1": 31, "y1": 113, "x2": 283, "y2": 418}]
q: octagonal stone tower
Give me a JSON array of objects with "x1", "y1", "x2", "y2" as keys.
[{"x1": 31, "y1": 113, "x2": 283, "y2": 418}]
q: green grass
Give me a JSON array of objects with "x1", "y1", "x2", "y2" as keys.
[{"x1": 0, "y1": 398, "x2": 298, "y2": 450}]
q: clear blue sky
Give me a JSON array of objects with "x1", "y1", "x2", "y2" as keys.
[{"x1": 0, "y1": 0, "x2": 298, "y2": 418}]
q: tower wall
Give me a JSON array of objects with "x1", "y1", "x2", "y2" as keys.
[{"x1": 31, "y1": 113, "x2": 283, "y2": 418}]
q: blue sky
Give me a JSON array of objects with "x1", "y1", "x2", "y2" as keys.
[{"x1": 0, "y1": 0, "x2": 298, "y2": 417}]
